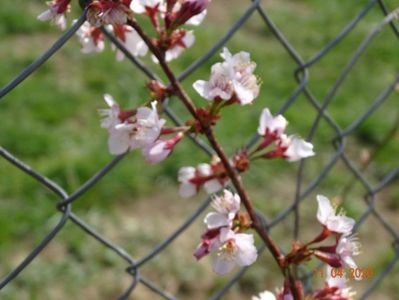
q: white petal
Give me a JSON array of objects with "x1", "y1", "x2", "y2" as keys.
[
  {"x1": 193, "y1": 80, "x2": 209, "y2": 99},
  {"x1": 179, "y1": 183, "x2": 197, "y2": 198},
  {"x1": 197, "y1": 163, "x2": 212, "y2": 176},
  {"x1": 258, "y1": 108, "x2": 273, "y2": 135},
  {"x1": 204, "y1": 212, "x2": 230, "y2": 229},
  {"x1": 212, "y1": 256, "x2": 235, "y2": 275},
  {"x1": 234, "y1": 233, "x2": 258, "y2": 266},
  {"x1": 233, "y1": 81, "x2": 254, "y2": 105},
  {"x1": 108, "y1": 131, "x2": 130, "y2": 155},
  {"x1": 37, "y1": 9, "x2": 54, "y2": 21},
  {"x1": 178, "y1": 166, "x2": 196, "y2": 182},
  {"x1": 316, "y1": 195, "x2": 335, "y2": 225},
  {"x1": 186, "y1": 9, "x2": 207, "y2": 26},
  {"x1": 220, "y1": 47, "x2": 232, "y2": 61},
  {"x1": 285, "y1": 137, "x2": 315, "y2": 161},
  {"x1": 103, "y1": 94, "x2": 116, "y2": 107},
  {"x1": 252, "y1": 291, "x2": 276, "y2": 300},
  {"x1": 142, "y1": 141, "x2": 170, "y2": 164},
  {"x1": 182, "y1": 30, "x2": 195, "y2": 47},
  {"x1": 204, "y1": 179, "x2": 222, "y2": 194},
  {"x1": 343, "y1": 255, "x2": 357, "y2": 269},
  {"x1": 327, "y1": 216, "x2": 355, "y2": 234}
]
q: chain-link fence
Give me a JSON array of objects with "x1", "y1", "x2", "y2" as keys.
[{"x1": 1, "y1": 0, "x2": 398, "y2": 299}]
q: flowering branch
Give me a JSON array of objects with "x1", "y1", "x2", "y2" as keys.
[{"x1": 36, "y1": 1, "x2": 364, "y2": 298}]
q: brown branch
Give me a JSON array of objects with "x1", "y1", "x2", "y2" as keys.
[{"x1": 128, "y1": 15, "x2": 293, "y2": 289}]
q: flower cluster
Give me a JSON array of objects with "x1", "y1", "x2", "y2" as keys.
[
  {"x1": 35, "y1": 1, "x2": 366, "y2": 297},
  {"x1": 99, "y1": 94, "x2": 183, "y2": 163},
  {"x1": 282, "y1": 195, "x2": 360, "y2": 272},
  {"x1": 38, "y1": 0, "x2": 209, "y2": 62},
  {"x1": 193, "y1": 48, "x2": 260, "y2": 105},
  {"x1": 253, "y1": 196, "x2": 359, "y2": 300},
  {"x1": 314, "y1": 195, "x2": 360, "y2": 270},
  {"x1": 194, "y1": 190, "x2": 257, "y2": 274}
]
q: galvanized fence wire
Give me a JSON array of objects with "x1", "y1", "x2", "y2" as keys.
[{"x1": 0, "y1": 0, "x2": 399, "y2": 299}]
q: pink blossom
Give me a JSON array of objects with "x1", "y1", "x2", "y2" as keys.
[
  {"x1": 178, "y1": 166, "x2": 197, "y2": 197},
  {"x1": 204, "y1": 190, "x2": 240, "y2": 229},
  {"x1": 142, "y1": 132, "x2": 183, "y2": 164},
  {"x1": 193, "y1": 48, "x2": 259, "y2": 105},
  {"x1": 100, "y1": 99, "x2": 165, "y2": 155},
  {"x1": 211, "y1": 228, "x2": 257, "y2": 275},
  {"x1": 316, "y1": 195, "x2": 355, "y2": 235},
  {"x1": 76, "y1": 21, "x2": 105, "y2": 53},
  {"x1": 37, "y1": 0, "x2": 71, "y2": 30}
]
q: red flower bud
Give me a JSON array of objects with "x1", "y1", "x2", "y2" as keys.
[
  {"x1": 314, "y1": 250, "x2": 343, "y2": 268},
  {"x1": 168, "y1": 0, "x2": 209, "y2": 30}
]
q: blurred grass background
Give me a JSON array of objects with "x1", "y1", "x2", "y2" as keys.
[{"x1": 0, "y1": 0, "x2": 398, "y2": 299}]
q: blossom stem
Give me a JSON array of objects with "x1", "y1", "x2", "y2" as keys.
[{"x1": 127, "y1": 16, "x2": 308, "y2": 297}]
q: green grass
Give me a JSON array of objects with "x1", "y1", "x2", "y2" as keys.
[{"x1": 0, "y1": 0, "x2": 398, "y2": 299}]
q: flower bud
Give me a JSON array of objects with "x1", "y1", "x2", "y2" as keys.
[{"x1": 168, "y1": 0, "x2": 209, "y2": 29}]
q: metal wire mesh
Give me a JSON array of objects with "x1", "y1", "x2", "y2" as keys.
[{"x1": 1, "y1": 0, "x2": 399, "y2": 299}]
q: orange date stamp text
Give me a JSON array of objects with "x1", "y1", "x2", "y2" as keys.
[{"x1": 313, "y1": 267, "x2": 374, "y2": 280}]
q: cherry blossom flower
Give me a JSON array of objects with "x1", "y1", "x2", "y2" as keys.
[
  {"x1": 100, "y1": 99, "x2": 165, "y2": 155},
  {"x1": 87, "y1": 0, "x2": 132, "y2": 27},
  {"x1": 211, "y1": 228, "x2": 257, "y2": 275},
  {"x1": 257, "y1": 108, "x2": 288, "y2": 139},
  {"x1": 252, "y1": 291, "x2": 277, "y2": 300},
  {"x1": 142, "y1": 132, "x2": 183, "y2": 164},
  {"x1": 112, "y1": 25, "x2": 148, "y2": 61},
  {"x1": 261, "y1": 134, "x2": 314, "y2": 162},
  {"x1": 336, "y1": 235, "x2": 361, "y2": 269},
  {"x1": 193, "y1": 48, "x2": 260, "y2": 105},
  {"x1": 204, "y1": 190, "x2": 240, "y2": 229},
  {"x1": 37, "y1": 0, "x2": 71, "y2": 30},
  {"x1": 316, "y1": 195, "x2": 355, "y2": 235},
  {"x1": 76, "y1": 21, "x2": 105, "y2": 53}
]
